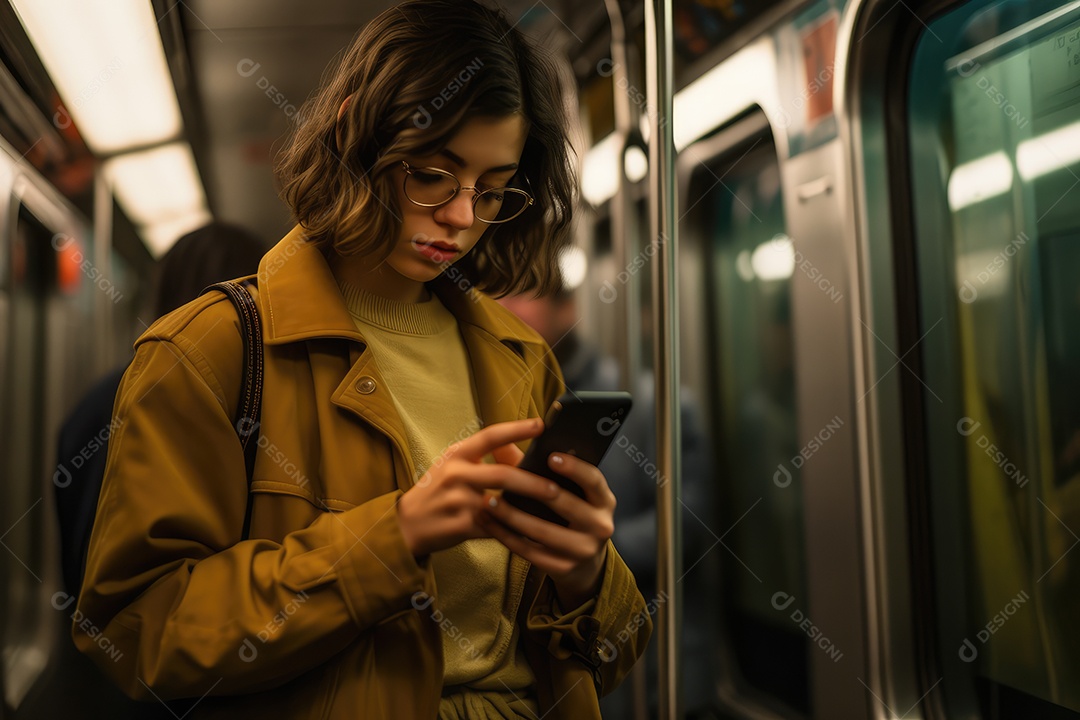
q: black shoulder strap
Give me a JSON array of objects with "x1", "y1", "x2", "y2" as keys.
[{"x1": 203, "y1": 279, "x2": 263, "y2": 540}]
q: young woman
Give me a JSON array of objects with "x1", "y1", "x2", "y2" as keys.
[{"x1": 75, "y1": 2, "x2": 651, "y2": 718}]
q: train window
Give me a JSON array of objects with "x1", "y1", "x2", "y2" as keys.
[
  {"x1": 686, "y1": 131, "x2": 809, "y2": 714},
  {"x1": 908, "y1": 0, "x2": 1080, "y2": 715},
  {"x1": 2, "y1": 205, "x2": 54, "y2": 705}
]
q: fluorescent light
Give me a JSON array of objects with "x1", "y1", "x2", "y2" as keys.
[
  {"x1": 750, "y1": 234, "x2": 795, "y2": 280},
  {"x1": 624, "y1": 145, "x2": 648, "y2": 183},
  {"x1": 105, "y1": 142, "x2": 209, "y2": 256},
  {"x1": 11, "y1": 0, "x2": 183, "y2": 154},
  {"x1": 1017, "y1": 121, "x2": 1080, "y2": 181},
  {"x1": 582, "y1": 132, "x2": 620, "y2": 206},
  {"x1": 559, "y1": 246, "x2": 588, "y2": 291},
  {"x1": 736, "y1": 250, "x2": 755, "y2": 281},
  {"x1": 673, "y1": 43, "x2": 776, "y2": 151},
  {"x1": 947, "y1": 152, "x2": 1014, "y2": 210}
]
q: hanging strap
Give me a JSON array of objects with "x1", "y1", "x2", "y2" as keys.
[{"x1": 202, "y1": 279, "x2": 263, "y2": 540}]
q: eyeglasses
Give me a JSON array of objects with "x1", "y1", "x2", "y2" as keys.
[{"x1": 400, "y1": 161, "x2": 534, "y2": 224}]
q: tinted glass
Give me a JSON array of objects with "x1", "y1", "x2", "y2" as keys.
[
  {"x1": 909, "y1": 0, "x2": 1080, "y2": 713},
  {"x1": 692, "y1": 135, "x2": 809, "y2": 713}
]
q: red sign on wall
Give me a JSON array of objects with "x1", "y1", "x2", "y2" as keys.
[{"x1": 800, "y1": 13, "x2": 839, "y2": 126}]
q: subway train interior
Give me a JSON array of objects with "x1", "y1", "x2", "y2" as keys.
[{"x1": 1, "y1": 0, "x2": 1078, "y2": 718}]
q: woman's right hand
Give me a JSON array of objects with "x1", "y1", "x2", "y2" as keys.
[{"x1": 397, "y1": 417, "x2": 559, "y2": 558}]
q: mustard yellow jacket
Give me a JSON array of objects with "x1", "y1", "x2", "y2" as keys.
[{"x1": 75, "y1": 227, "x2": 651, "y2": 719}]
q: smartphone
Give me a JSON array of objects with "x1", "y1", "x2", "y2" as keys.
[{"x1": 502, "y1": 391, "x2": 633, "y2": 526}]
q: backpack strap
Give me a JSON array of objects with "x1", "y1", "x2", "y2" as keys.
[{"x1": 203, "y1": 279, "x2": 263, "y2": 540}]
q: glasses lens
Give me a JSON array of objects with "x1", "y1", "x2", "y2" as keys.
[
  {"x1": 404, "y1": 169, "x2": 458, "y2": 205},
  {"x1": 474, "y1": 188, "x2": 529, "y2": 223}
]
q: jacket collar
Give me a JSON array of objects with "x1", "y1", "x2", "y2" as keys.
[{"x1": 257, "y1": 225, "x2": 544, "y2": 351}]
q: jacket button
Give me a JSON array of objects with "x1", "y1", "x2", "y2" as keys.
[{"x1": 356, "y1": 376, "x2": 377, "y2": 394}]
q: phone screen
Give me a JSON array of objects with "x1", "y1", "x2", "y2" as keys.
[{"x1": 502, "y1": 391, "x2": 632, "y2": 526}]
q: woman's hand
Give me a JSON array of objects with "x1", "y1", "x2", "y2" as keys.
[
  {"x1": 397, "y1": 418, "x2": 561, "y2": 558},
  {"x1": 478, "y1": 450, "x2": 616, "y2": 610}
]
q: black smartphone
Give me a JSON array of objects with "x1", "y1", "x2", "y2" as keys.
[{"x1": 502, "y1": 391, "x2": 633, "y2": 526}]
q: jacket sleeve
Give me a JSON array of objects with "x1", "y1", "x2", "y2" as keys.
[
  {"x1": 520, "y1": 337, "x2": 652, "y2": 692},
  {"x1": 75, "y1": 327, "x2": 433, "y2": 700},
  {"x1": 524, "y1": 541, "x2": 652, "y2": 696}
]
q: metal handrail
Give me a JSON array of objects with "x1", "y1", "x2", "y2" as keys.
[{"x1": 645, "y1": 2, "x2": 681, "y2": 718}]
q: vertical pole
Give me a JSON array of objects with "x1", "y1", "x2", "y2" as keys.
[
  {"x1": 93, "y1": 163, "x2": 113, "y2": 375},
  {"x1": 645, "y1": 1, "x2": 680, "y2": 718},
  {"x1": 602, "y1": 0, "x2": 640, "y2": 400},
  {"x1": 602, "y1": 5, "x2": 647, "y2": 718}
]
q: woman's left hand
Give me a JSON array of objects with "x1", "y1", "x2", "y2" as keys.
[{"x1": 478, "y1": 449, "x2": 615, "y2": 610}]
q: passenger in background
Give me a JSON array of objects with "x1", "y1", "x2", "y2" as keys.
[
  {"x1": 499, "y1": 287, "x2": 720, "y2": 719},
  {"x1": 49, "y1": 222, "x2": 263, "y2": 719},
  {"x1": 56, "y1": 221, "x2": 266, "y2": 598}
]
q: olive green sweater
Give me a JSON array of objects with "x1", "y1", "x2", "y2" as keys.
[{"x1": 339, "y1": 280, "x2": 536, "y2": 718}]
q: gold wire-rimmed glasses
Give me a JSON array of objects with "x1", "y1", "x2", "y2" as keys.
[{"x1": 400, "y1": 161, "x2": 534, "y2": 224}]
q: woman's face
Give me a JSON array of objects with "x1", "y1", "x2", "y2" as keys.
[{"x1": 382, "y1": 114, "x2": 529, "y2": 289}]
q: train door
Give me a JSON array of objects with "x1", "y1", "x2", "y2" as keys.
[
  {"x1": 909, "y1": 0, "x2": 1080, "y2": 715},
  {"x1": 0, "y1": 165, "x2": 98, "y2": 713},
  {"x1": 851, "y1": 0, "x2": 1080, "y2": 716},
  {"x1": 665, "y1": 9, "x2": 873, "y2": 714},
  {"x1": 680, "y1": 113, "x2": 811, "y2": 718}
]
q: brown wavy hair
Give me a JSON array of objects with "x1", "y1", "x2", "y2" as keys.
[{"x1": 275, "y1": 0, "x2": 576, "y2": 297}]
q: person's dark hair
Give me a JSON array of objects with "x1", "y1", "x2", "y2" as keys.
[
  {"x1": 154, "y1": 222, "x2": 266, "y2": 317},
  {"x1": 275, "y1": 0, "x2": 576, "y2": 297}
]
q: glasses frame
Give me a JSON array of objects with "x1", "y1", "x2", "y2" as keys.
[{"x1": 400, "y1": 161, "x2": 534, "y2": 224}]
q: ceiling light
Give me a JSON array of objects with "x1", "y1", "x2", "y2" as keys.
[{"x1": 11, "y1": 0, "x2": 184, "y2": 154}]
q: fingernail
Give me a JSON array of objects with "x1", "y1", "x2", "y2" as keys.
[
  {"x1": 488, "y1": 496, "x2": 498, "y2": 508},
  {"x1": 550, "y1": 454, "x2": 563, "y2": 465}
]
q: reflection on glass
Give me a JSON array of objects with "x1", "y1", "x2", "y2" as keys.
[
  {"x1": 699, "y1": 137, "x2": 809, "y2": 713},
  {"x1": 910, "y1": 0, "x2": 1080, "y2": 713}
]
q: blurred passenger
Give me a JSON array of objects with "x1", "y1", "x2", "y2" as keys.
[
  {"x1": 499, "y1": 288, "x2": 719, "y2": 719},
  {"x1": 56, "y1": 221, "x2": 266, "y2": 597},
  {"x1": 52, "y1": 221, "x2": 264, "y2": 718},
  {"x1": 73, "y1": 3, "x2": 650, "y2": 718}
]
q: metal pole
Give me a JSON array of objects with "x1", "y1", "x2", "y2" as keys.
[
  {"x1": 601, "y1": 0, "x2": 641, "y2": 399},
  {"x1": 601, "y1": 4, "x2": 648, "y2": 718},
  {"x1": 93, "y1": 163, "x2": 113, "y2": 375},
  {"x1": 645, "y1": 1, "x2": 680, "y2": 718}
]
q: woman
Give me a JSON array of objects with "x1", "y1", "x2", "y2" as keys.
[{"x1": 75, "y1": 1, "x2": 650, "y2": 718}]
